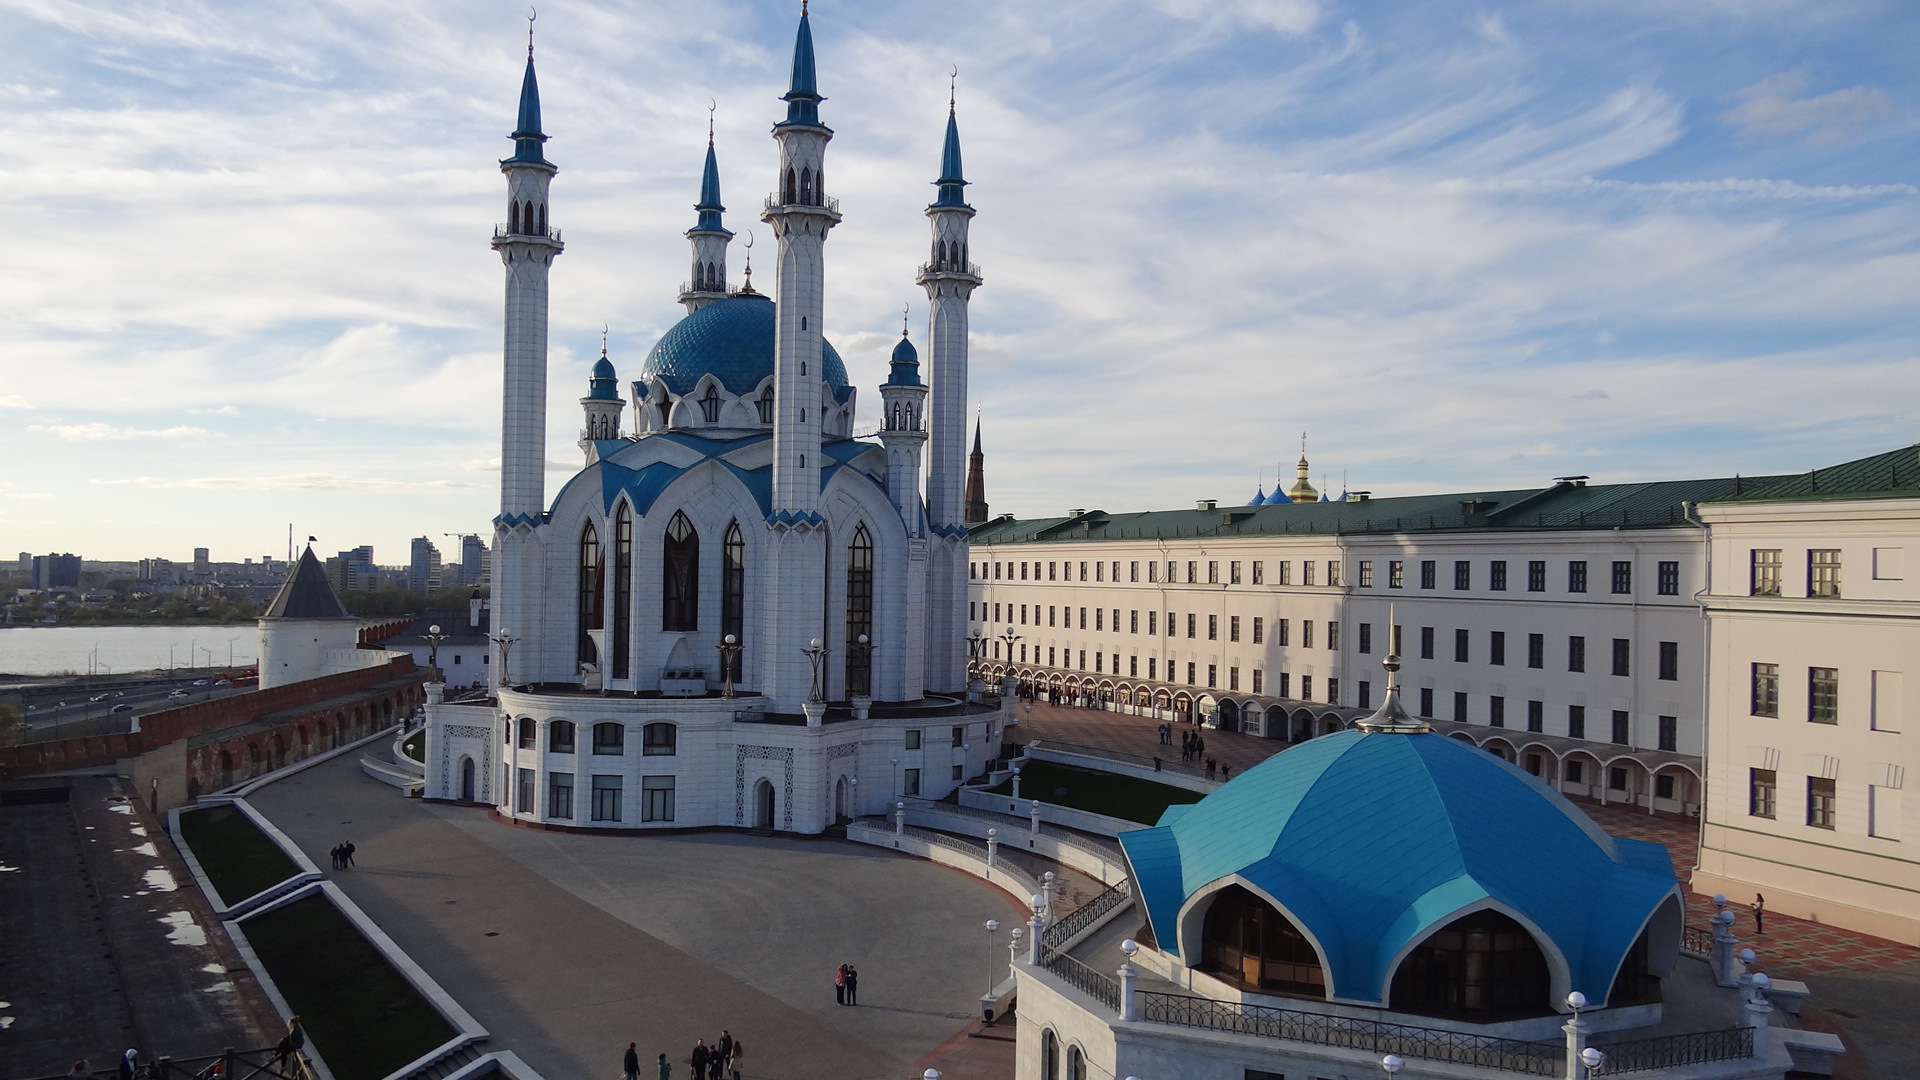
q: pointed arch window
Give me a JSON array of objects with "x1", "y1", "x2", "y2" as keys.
[
  {"x1": 612, "y1": 504, "x2": 632, "y2": 680},
  {"x1": 1388, "y1": 909, "x2": 1550, "y2": 1018},
  {"x1": 757, "y1": 387, "x2": 775, "y2": 425},
  {"x1": 700, "y1": 384, "x2": 722, "y2": 424},
  {"x1": 1201, "y1": 884, "x2": 1325, "y2": 998},
  {"x1": 509, "y1": 202, "x2": 521, "y2": 234},
  {"x1": 783, "y1": 167, "x2": 797, "y2": 204},
  {"x1": 662, "y1": 511, "x2": 699, "y2": 631},
  {"x1": 577, "y1": 523, "x2": 603, "y2": 670},
  {"x1": 800, "y1": 167, "x2": 814, "y2": 205},
  {"x1": 846, "y1": 524, "x2": 874, "y2": 697},
  {"x1": 536, "y1": 202, "x2": 546, "y2": 235},
  {"x1": 722, "y1": 521, "x2": 745, "y2": 682}
]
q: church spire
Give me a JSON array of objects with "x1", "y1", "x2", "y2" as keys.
[
  {"x1": 779, "y1": 1, "x2": 826, "y2": 129},
  {"x1": 964, "y1": 413, "x2": 988, "y2": 524}
]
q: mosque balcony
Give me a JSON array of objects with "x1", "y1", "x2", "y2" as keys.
[
  {"x1": 915, "y1": 261, "x2": 982, "y2": 280},
  {"x1": 761, "y1": 193, "x2": 842, "y2": 219},
  {"x1": 492, "y1": 225, "x2": 564, "y2": 244},
  {"x1": 677, "y1": 283, "x2": 729, "y2": 298}
]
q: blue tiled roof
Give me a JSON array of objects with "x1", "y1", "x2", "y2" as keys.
[
  {"x1": 505, "y1": 57, "x2": 550, "y2": 166},
  {"x1": 640, "y1": 294, "x2": 851, "y2": 402},
  {"x1": 692, "y1": 142, "x2": 730, "y2": 236},
  {"x1": 779, "y1": 7, "x2": 825, "y2": 129},
  {"x1": 933, "y1": 110, "x2": 969, "y2": 209},
  {"x1": 587, "y1": 355, "x2": 619, "y2": 401},
  {"x1": 1118, "y1": 730, "x2": 1678, "y2": 1006},
  {"x1": 564, "y1": 433, "x2": 884, "y2": 523},
  {"x1": 887, "y1": 335, "x2": 921, "y2": 386}
]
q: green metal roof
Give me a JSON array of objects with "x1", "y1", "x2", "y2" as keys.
[{"x1": 1703, "y1": 443, "x2": 1920, "y2": 505}]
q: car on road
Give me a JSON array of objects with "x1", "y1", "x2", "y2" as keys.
[
  {"x1": 167, "y1": 690, "x2": 190, "y2": 700},
  {"x1": 191, "y1": 679, "x2": 211, "y2": 687},
  {"x1": 90, "y1": 693, "x2": 110, "y2": 702},
  {"x1": 111, "y1": 703, "x2": 133, "y2": 713},
  {"x1": 213, "y1": 680, "x2": 232, "y2": 688}
]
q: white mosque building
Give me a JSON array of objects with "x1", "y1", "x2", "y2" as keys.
[{"x1": 424, "y1": 5, "x2": 1007, "y2": 832}]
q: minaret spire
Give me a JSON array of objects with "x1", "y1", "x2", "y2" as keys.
[
  {"x1": 780, "y1": 1, "x2": 825, "y2": 129},
  {"x1": 680, "y1": 102, "x2": 734, "y2": 312}
]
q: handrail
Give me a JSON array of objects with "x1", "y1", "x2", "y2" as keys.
[
  {"x1": 1679, "y1": 924, "x2": 1714, "y2": 958},
  {"x1": 1590, "y1": 1026, "x2": 1756, "y2": 1075},
  {"x1": 25, "y1": 1046, "x2": 318, "y2": 1080},
  {"x1": 1042, "y1": 878, "x2": 1132, "y2": 948},
  {"x1": 1041, "y1": 947, "x2": 1120, "y2": 1012}
]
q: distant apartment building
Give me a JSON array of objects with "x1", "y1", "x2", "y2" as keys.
[
  {"x1": 324, "y1": 546, "x2": 378, "y2": 592},
  {"x1": 409, "y1": 537, "x2": 443, "y2": 593},
  {"x1": 193, "y1": 547, "x2": 211, "y2": 582},
  {"x1": 460, "y1": 533, "x2": 490, "y2": 589},
  {"x1": 138, "y1": 557, "x2": 178, "y2": 584},
  {"x1": 29, "y1": 553, "x2": 82, "y2": 591}
]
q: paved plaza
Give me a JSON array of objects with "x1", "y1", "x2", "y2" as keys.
[{"x1": 246, "y1": 755, "x2": 1026, "y2": 1080}]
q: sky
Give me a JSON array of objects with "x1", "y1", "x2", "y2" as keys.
[{"x1": 1, "y1": 0, "x2": 1915, "y2": 565}]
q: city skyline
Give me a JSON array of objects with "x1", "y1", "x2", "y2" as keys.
[{"x1": 2, "y1": 0, "x2": 1915, "y2": 561}]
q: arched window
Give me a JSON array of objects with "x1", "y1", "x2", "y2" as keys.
[
  {"x1": 757, "y1": 388, "x2": 774, "y2": 424},
  {"x1": 1066, "y1": 1047, "x2": 1085, "y2": 1080},
  {"x1": 578, "y1": 523, "x2": 602, "y2": 670},
  {"x1": 1040, "y1": 1030, "x2": 1058, "y2": 1080},
  {"x1": 1389, "y1": 909, "x2": 1551, "y2": 1018},
  {"x1": 722, "y1": 521, "x2": 745, "y2": 681},
  {"x1": 846, "y1": 524, "x2": 873, "y2": 696},
  {"x1": 657, "y1": 399, "x2": 672, "y2": 427},
  {"x1": 613, "y1": 504, "x2": 632, "y2": 680},
  {"x1": 548, "y1": 720, "x2": 576, "y2": 754},
  {"x1": 1201, "y1": 884, "x2": 1325, "y2": 997},
  {"x1": 783, "y1": 167, "x2": 796, "y2": 204},
  {"x1": 700, "y1": 385, "x2": 722, "y2": 424},
  {"x1": 537, "y1": 202, "x2": 546, "y2": 234},
  {"x1": 815, "y1": 166, "x2": 824, "y2": 200},
  {"x1": 509, "y1": 202, "x2": 520, "y2": 234},
  {"x1": 517, "y1": 717, "x2": 537, "y2": 749},
  {"x1": 662, "y1": 511, "x2": 699, "y2": 631},
  {"x1": 800, "y1": 167, "x2": 814, "y2": 204},
  {"x1": 592, "y1": 722, "x2": 624, "y2": 755},
  {"x1": 643, "y1": 722, "x2": 677, "y2": 756}
]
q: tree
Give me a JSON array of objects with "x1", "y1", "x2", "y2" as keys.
[{"x1": 0, "y1": 703, "x2": 26, "y2": 748}]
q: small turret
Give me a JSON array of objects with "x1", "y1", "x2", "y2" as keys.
[
  {"x1": 680, "y1": 114, "x2": 734, "y2": 312},
  {"x1": 1288, "y1": 435, "x2": 1318, "y2": 503},
  {"x1": 579, "y1": 339, "x2": 625, "y2": 460},
  {"x1": 877, "y1": 318, "x2": 930, "y2": 535}
]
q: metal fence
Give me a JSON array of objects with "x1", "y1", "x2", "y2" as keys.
[
  {"x1": 27, "y1": 1048, "x2": 316, "y2": 1080},
  {"x1": 1042, "y1": 879, "x2": 1133, "y2": 949},
  {"x1": 1041, "y1": 947, "x2": 1122, "y2": 1012},
  {"x1": 1680, "y1": 924, "x2": 1715, "y2": 957},
  {"x1": 1591, "y1": 1026, "x2": 1755, "y2": 1075}
]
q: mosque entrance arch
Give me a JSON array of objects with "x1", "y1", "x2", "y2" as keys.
[
  {"x1": 754, "y1": 778, "x2": 776, "y2": 830},
  {"x1": 834, "y1": 776, "x2": 851, "y2": 824},
  {"x1": 459, "y1": 756, "x2": 476, "y2": 802}
]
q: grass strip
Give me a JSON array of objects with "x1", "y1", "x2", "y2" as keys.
[
  {"x1": 987, "y1": 759, "x2": 1200, "y2": 824},
  {"x1": 242, "y1": 893, "x2": 456, "y2": 1080},
  {"x1": 178, "y1": 803, "x2": 300, "y2": 905},
  {"x1": 401, "y1": 728, "x2": 425, "y2": 762}
]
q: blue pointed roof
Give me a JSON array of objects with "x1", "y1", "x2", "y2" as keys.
[
  {"x1": 778, "y1": 6, "x2": 827, "y2": 129},
  {"x1": 886, "y1": 334, "x2": 922, "y2": 386},
  {"x1": 1250, "y1": 487, "x2": 1266, "y2": 506},
  {"x1": 1265, "y1": 489, "x2": 1292, "y2": 504},
  {"x1": 640, "y1": 293, "x2": 852, "y2": 403},
  {"x1": 505, "y1": 57, "x2": 551, "y2": 167},
  {"x1": 1118, "y1": 730, "x2": 1680, "y2": 1007},
  {"x1": 691, "y1": 141, "x2": 731, "y2": 236},
  {"x1": 587, "y1": 352, "x2": 619, "y2": 401},
  {"x1": 932, "y1": 109, "x2": 970, "y2": 209}
]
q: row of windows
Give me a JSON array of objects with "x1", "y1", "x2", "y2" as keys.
[
  {"x1": 972, "y1": 557, "x2": 1683, "y2": 596},
  {"x1": 1748, "y1": 769, "x2": 1902, "y2": 839},
  {"x1": 1407, "y1": 692, "x2": 1680, "y2": 751},
  {"x1": 517, "y1": 769, "x2": 675, "y2": 823},
  {"x1": 1750, "y1": 548, "x2": 1846, "y2": 598},
  {"x1": 1749, "y1": 665, "x2": 1903, "y2": 730},
  {"x1": 512, "y1": 718, "x2": 679, "y2": 756}
]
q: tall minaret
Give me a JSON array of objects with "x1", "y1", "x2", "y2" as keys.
[
  {"x1": 964, "y1": 415, "x2": 988, "y2": 523},
  {"x1": 917, "y1": 85, "x2": 981, "y2": 695},
  {"x1": 759, "y1": 2, "x2": 841, "y2": 711},
  {"x1": 491, "y1": 34, "x2": 563, "y2": 688},
  {"x1": 678, "y1": 115, "x2": 732, "y2": 312}
]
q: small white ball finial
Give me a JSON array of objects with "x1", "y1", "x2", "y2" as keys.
[
  {"x1": 1581, "y1": 1047, "x2": 1605, "y2": 1069},
  {"x1": 1566, "y1": 990, "x2": 1588, "y2": 1010},
  {"x1": 1381, "y1": 1054, "x2": 1404, "y2": 1076},
  {"x1": 1120, "y1": 938, "x2": 1139, "y2": 957}
]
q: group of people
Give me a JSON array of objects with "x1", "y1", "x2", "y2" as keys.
[
  {"x1": 833, "y1": 962, "x2": 860, "y2": 1005},
  {"x1": 622, "y1": 1031, "x2": 742, "y2": 1080},
  {"x1": 67, "y1": 1021, "x2": 306, "y2": 1080},
  {"x1": 328, "y1": 840, "x2": 356, "y2": 869}
]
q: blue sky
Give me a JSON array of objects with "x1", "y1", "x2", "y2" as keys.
[{"x1": 1, "y1": 0, "x2": 1914, "y2": 564}]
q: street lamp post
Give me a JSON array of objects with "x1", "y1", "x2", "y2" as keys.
[
  {"x1": 424, "y1": 624, "x2": 448, "y2": 682},
  {"x1": 983, "y1": 919, "x2": 1000, "y2": 999},
  {"x1": 802, "y1": 638, "x2": 827, "y2": 703},
  {"x1": 491, "y1": 627, "x2": 518, "y2": 688},
  {"x1": 716, "y1": 633, "x2": 741, "y2": 698}
]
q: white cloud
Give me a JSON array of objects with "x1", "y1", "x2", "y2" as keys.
[
  {"x1": 1152, "y1": 0, "x2": 1320, "y2": 35},
  {"x1": 0, "y1": 395, "x2": 31, "y2": 409},
  {"x1": 188, "y1": 405, "x2": 241, "y2": 415},
  {"x1": 28, "y1": 423, "x2": 223, "y2": 441},
  {"x1": 1722, "y1": 72, "x2": 1896, "y2": 143},
  {"x1": 89, "y1": 474, "x2": 475, "y2": 492}
]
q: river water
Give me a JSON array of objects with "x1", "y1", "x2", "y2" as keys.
[{"x1": 0, "y1": 625, "x2": 259, "y2": 677}]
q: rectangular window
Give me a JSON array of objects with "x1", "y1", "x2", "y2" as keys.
[
  {"x1": 1302, "y1": 561, "x2": 1317, "y2": 587},
  {"x1": 1568, "y1": 561, "x2": 1588, "y2": 593},
  {"x1": 1808, "y1": 776, "x2": 1837, "y2": 829},
  {"x1": 1300, "y1": 674, "x2": 1312, "y2": 700},
  {"x1": 1277, "y1": 561, "x2": 1292, "y2": 585},
  {"x1": 1419, "y1": 687, "x2": 1434, "y2": 717},
  {"x1": 1303, "y1": 620, "x2": 1315, "y2": 649},
  {"x1": 953, "y1": 763, "x2": 965, "y2": 781},
  {"x1": 1809, "y1": 549, "x2": 1842, "y2": 598},
  {"x1": 1095, "y1": 608, "x2": 1103, "y2": 631},
  {"x1": 1454, "y1": 561, "x2": 1471, "y2": 590},
  {"x1": 1568, "y1": 636, "x2": 1586, "y2": 673},
  {"x1": 1131, "y1": 560, "x2": 1140, "y2": 582},
  {"x1": 1095, "y1": 561, "x2": 1103, "y2": 581},
  {"x1": 1419, "y1": 626, "x2": 1434, "y2": 660},
  {"x1": 1048, "y1": 647, "x2": 1056, "y2": 666},
  {"x1": 1252, "y1": 668, "x2": 1263, "y2": 694},
  {"x1": 1230, "y1": 561, "x2": 1241, "y2": 585},
  {"x1": 641, "y1": 775, "x2": 675, "y2": 822},
  {"x1": 1130, "y1": 610, "x2": 1139, "y2": 633},
  {"x1": 1750, "y1": 549, "x2": 1782, "y2": 596},
  {"x1": 1528, "y1": 633, "x2": 1544, "y2": 669},
  {"x1": 1276, "y1": 618, "x2": 1290, "y2": 646},
  {"x1": 1568, "y1": 705, "x2": 1586, "y2": 740},
  {"x1": 1612, "y1": 638, "x2": 1630, "y2": 677},
  {"x1": 1188, "y1": 661, "x2": 1197, "y2": 685},
  {"x1": 547, "y1": 772, "x2": 573, "y2": 819},
  {"x1": 1528, "y1": 700, "x2": 1544, "y2": 733},
  {"x1": 1359, "y1": 560, "x2": 1374, "y2": 587},
  {"x1": 1490, "y1": 696, "x2": 1506, "y2": 728},
  {"x1": 1187, "y1": 613, "x2": 1197, "y2": 638},
  {"x1": 1021, "y1": 562, "x2": 1029, "y2": 580},
  {"x1": 1327, "y1": 678, "x2": 1339, "y2": 705},
  {"x1": 1209, "y1": 561, "x2": 1219, "y2": 584},
  {"x1": 1611, "y1": 561, "x2": 1632, "y2": 594},
  {"x1": 993, "y1": 602, "x2": 1001, "y2": 623},
  {"x1": 1652, "y1": 641, "x2": 1676, "y2": 681},
  {"x1": 1453, "y1": 692, "x2": 1468, "y2": 723},
  {"x1": 1389, "y1": 560, "x2": 1404, "y2": 588},
  {"x1": 1252, "y1": 617, "x2": 1264, "y2": 644},
  {"x1": 1610, "y1": 767, "x2": 1629, "y2": 792},
  {"x1": 1079, "y1": 561, "x2": 1088, "y2": 581},
  {"x1": 1148, "y1": 657, "x2": 1157, "y2": 680},
  {"x1": 1870, "y1": 786, "x2": 1903, "y2": 840},
  {"x1": 1359, "y1": 622, "x2": 1373, "y2": 654},
  {"x1": 1872, "y1": 670, "x2": 1902, "y2": 732},
  {"x1": 1656, "y1": 775, "x2": 1675, "y2": 800},
  {"x1": 1130, "y1": 655, "x2": 1139, "y2": 677},
  {"x1": 1327, "y1": 621, "x2": 1340, "y2": 650},
  {"x1": 1658, "y1": 561, "x2": 1679, "y2": 596},
  {"x1": 1357, "y1": 680, "x2": 1371, "y2": 708},
  {"x1": 643, "y1": 724, "x2": 677, "y2": 756},
  {"x1": 1188, "y1": 561, "x2": 1198, "y2": 584},
  {"x1": 1019, "y1": 604, "x2": 1027, "y2": 625},
  {"x1": 1229, "y1": 666, "x2": 1239, "y2": 691},
  {"x1": 1490, "y1": 560, "x2": 1508, "y2": 591},
  {"x1": 1747, "y1": 661, "x2": 1779, "y2": 716},
  {"x1": 1454, "y1": 628, "x2": 1469, "y2": 663},
  {"x1": 1612, "y1": 710, "x2": 1630, "y2": 745},
  {"x1": 1749, "y1": 768, "x2": 1777, "y2": 818},
  {"x1": 550, "y1": 722, "x2": 576, "y2": 754},
  {"x1": 1327, "y1": 561, "x2": 1341, "y2": 587},
  {"x1": 1393, "y1": 624, "x2": 1403, "y2": 655},
  {"x1": 1251, "y1": 561, "x2": 1264, "y2": 585},
  {"x1": 1420, "y1": 560, "x2": 1436, "y2": 589},
  {"x1": 1276, "y1": 671, "x2": 1289, "y2": 697},
  {"x1": 1048, "y1": 606, "x2": 1056, "y2": 627},
  {"x1": 1049, "y1": 561, "x2": 1058, "y2": 581},
  {"x1": 1229, "y1": 615, "x2": 1240, "y2": 642},
  {"x1": 904, "y1": 768, "x2": 921, "y2": 797},
  {"x1": 905, "y1": 729, "x2": 922, "y2": 749},
  {"x1": 1147, "y1": 611, "x2": 1157, "y2": 636},
  {"x1": 1565, "y1": 761, "x2": 1585, "y2": 785},
  {"x1": 1528, "y1": 560, "x2": 1546, "y2": 592},
  {"x1": 1809, "y1": 667, "x2": 1839, "y2": 723},
  {"x1": 952, "y1": 725, "x2": 966, "y2": 747},
  {"x1": 1489, "y1": 631, "x2": 1506, "y2": 666},
  {"x1": 1658, "y1": 715, "x2": 1677, "y2": 752},
  {"x1": 1208, "y1": 614, "x2": 1218, "y2": 640},
  {"x1": 591, "y1": 775, "x2": 622, "y2": 822},
  {"x1": 1148, "y1": 561, "x2": 1158, "y2": 583},
  {"x1": 593, "y1": 723, "x2": 624, "y2": 755}
]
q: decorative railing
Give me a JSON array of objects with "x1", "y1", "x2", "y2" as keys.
[
  {"x1": 1590, "y1": 1026, "x2": 1755, "y2": 1075},
  {"x1": 492, "y1": 224, "x2": 563, "y2": 243},
  {"x1": 1138, "y1": 993, "x2": 1563, "y2": 1075},
  {"x1": 1680, "y1": 924, "x2": 1715, "y2": 958},
  {"x1": 916, "y1": 260, "x2": 982, "y2": 279},
  {"x1": 1043, "y1": 879, "x2": 1132, "y2": 948},
  {"x1": 1042, "y1": 947, "x2": 1121, "y2": 1012},
  {"x1": 763, "y1": 193, "x2": 841, "y2": 215},
  {"x1": 26, "y1": 1046, "x2": 317, "y2": 1080},
  {"x1": 901, "y1": 823, "x2": 987, "y2": 860}
]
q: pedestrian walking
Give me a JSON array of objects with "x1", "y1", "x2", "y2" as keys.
[
  {"x1": 118, "y1": 1048, "x2": 140, "y2": 1080},
  {"x1": 273, "y1": 1016, "x2": 306, "y2": 1065},
  {"x1": 343, "y1": 840, "x2": 356, "y2": 868},
  {"x1": 834, "y1": 962, "x2": 848, "y2": 1004},
  {"x1": 329, "y1": 843, "x2": 342, "y2": 869},
  {"x1": 715, "y1": 1031, "x2": 732, "y2": 1064},
  {"x1": 845, "y1": 964, "x2": 859, "y2": 1005},
  {"x1": 656, "y1": 1053, "x2": 671, "y2": 1080},
  {"x1": 727, "y1": 1041, "x2": 743, "y2": 1080},
  {"x1": 623, "y1": 1042, "x2": 640, "y2": 1080},
  {"x1": 1205, "y1": 758, "x2": 1216, "y2": 779},
  {"x1": 706, "y1": 1048, "x2": 722, "y2": 1080},
  {"x1": 1220, "y1": 763, "x2": 1231, "y2": 780},
  {"x1": 1753, "y1": 893, "x2": 1766, "y2": 935},
  {"x1": 690, "y1": 1039, "x2": 710, "y2": 1080},
  {"x1": 1152, "y1": 755, "x2": 1161, "y2": 772}
]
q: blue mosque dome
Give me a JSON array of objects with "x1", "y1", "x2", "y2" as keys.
[
  {"x1": 641, "y1": 293, "x2": 851, "y2": 402},
  {"x1": 886, "y1": 334, "x2": 922, "y2": 386},
  {"x1": 586, "y1": 352, "x2": 620, "y2": 402},
  {"x1": 1120, "y1": 728, "x2": 1681, "y2": 1009}
]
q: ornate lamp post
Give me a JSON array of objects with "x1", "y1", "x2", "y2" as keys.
[
  {"x1": 983, "y1": 919, "x2": 1000, "y2": 998},
  {"x1": 424, "y1": 623, "x2": 448, "y2": 682},
  {"x1": 966, "y1": 628, "x2": 987, "y2": 701},
  {"x1": 715, "y1": 633, "x2": 741, "y2": 698},
  {"x1": 490, "y1": 626, "x2": 518, "y2": 689},
  {"x1": 802, "y1": 637, "x2": 827, "y2": 703}
]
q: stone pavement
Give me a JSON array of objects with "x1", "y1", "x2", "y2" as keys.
[{"x1": 245, "y1": 754, "x2": 1026, "y2": 1080}]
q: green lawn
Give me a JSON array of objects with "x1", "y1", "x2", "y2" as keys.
[
  {"x1": 242, "y1": 894, "x2": 456, "y2": 1080},
  {"x1": 987, "y1": 759, "x2": 1200, "y2": 824},
  {"x1": 401, "y1": 728, "x2": 424, "y2": 762},
  {"x1": 177, "y1": 803, "x2": 301, "y2": 905}
]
